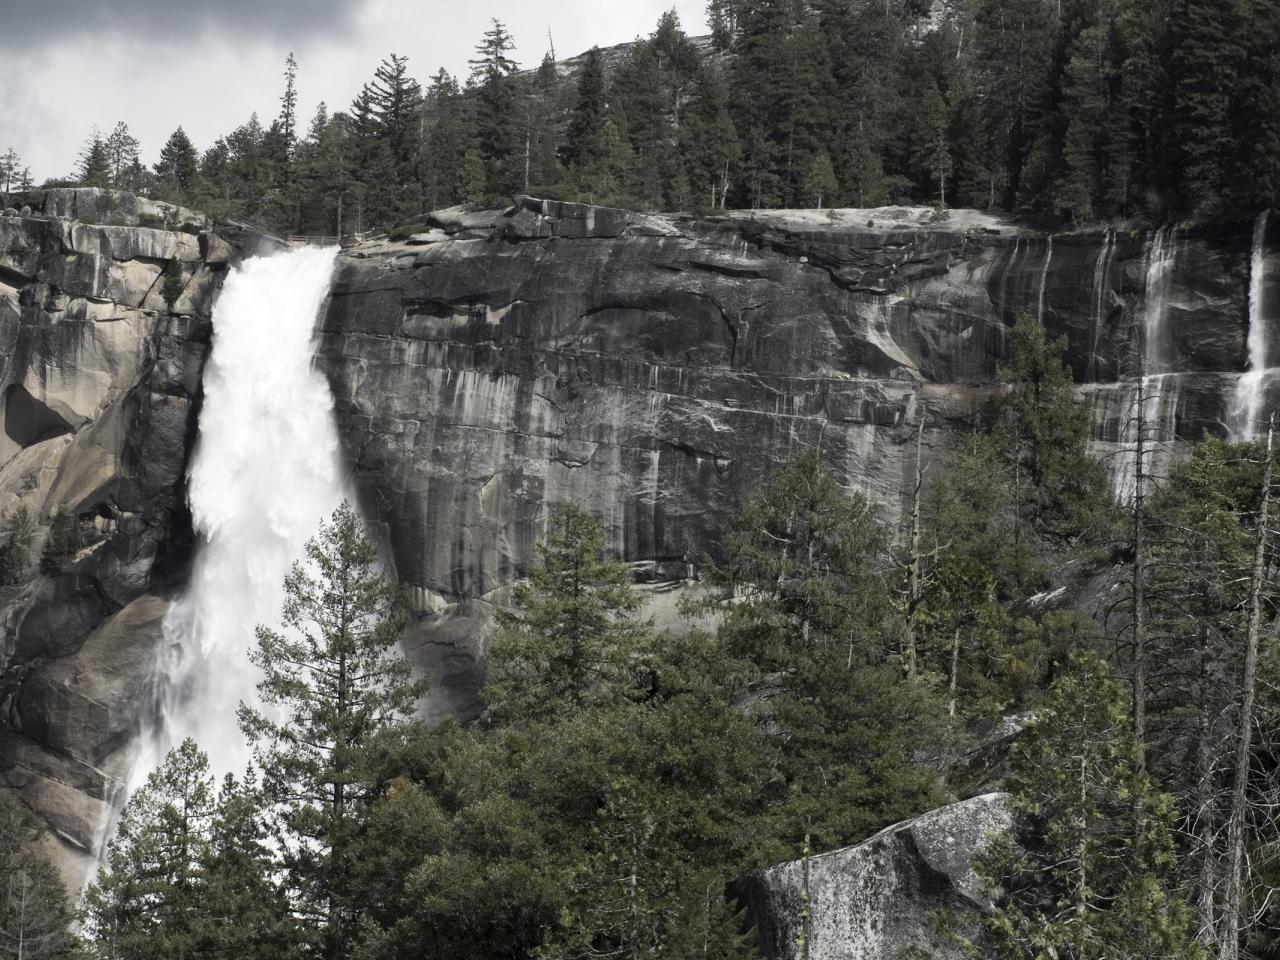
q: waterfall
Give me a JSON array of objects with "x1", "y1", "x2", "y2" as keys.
[
  {"x1": 1102, "y1": 227, "x2": 1180, "y2": 502},
  {"x1": 1105, "y1": 374, "x2": 1181, "y2": 504},
  {"x1": 122, "y1": 246, "x2": 346, "y2": 797},
  {"x1": 1036, "y1": 235, "x2": 1054, "y2": 325},
  {"x1": 1086, "y1": 230, "x2": 1115, "y2": 382},
  {"x1": 1228, "y1": 210, "x2": 1271, "y2": 440},
  {"x1": 1142, "y1": 226, "x2": 1177, "y2": 375}
]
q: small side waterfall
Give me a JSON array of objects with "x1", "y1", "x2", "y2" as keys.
[
  {"x1": 1142, "y1": 226, "x2": 1177, "y2": 375},
  {"x1": 1086, "y1": 229, "x2": 1115, "y2": 382},
  {"x1": 1036, "y1": 235, "x2": 1054, "y2": 325},
  {"x1": 996, "y1": 237, "x2": 1022, "y2": 322},
  {"x1": 121, "y1": 246, "x2": 346, "y2": 799},
  {"x1": 1102, "y1": 227, "x2": 1180, "y2": 502},
  {"x1": 1228, "y1": 210, "x2": 1271, "y2": 440}
]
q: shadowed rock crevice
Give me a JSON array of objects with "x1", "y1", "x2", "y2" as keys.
[{"x1": 4, "y1": 384, "x2": 75, "y2": 448}]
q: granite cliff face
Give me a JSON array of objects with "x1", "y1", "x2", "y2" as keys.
[
  {"x1": 0, "y1": 191, "x2": 1271, "y2": 894},
  {"x1": 0, "y1": 189, "x2": 277, "y2": 880},
  {"x1": 319, "y1": 197, "x2": 1270, "y2": 717}
]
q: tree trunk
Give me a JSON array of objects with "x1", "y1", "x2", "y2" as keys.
[
  {"x1": 903, "y1": 415, "x2": 926, "y2": 677},
  {"x1": 1219, "y1": 418, "x2": 1274, "y2": 960},
  {"x1": 799, "y1": 832, "x2": 811, "y2": 960},
  {"x1": 1195, "y1": 636, "x2": 1220, "y2": 951},
  {"x1": 948, "y1": 627, "x2": 961, "y2": 718},
  {"x1": 1133, "y1": 375, "x2": 1149, "y2": 781}
]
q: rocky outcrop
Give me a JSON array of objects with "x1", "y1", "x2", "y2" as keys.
[
  {"x1": 735, "y1": 793, "x2": 1013, "y2": 960},
  {"x1": 319, "y1": 197, "x2": 1269, "y2": 718},
  {"x1": 0, "y1": 191, "x2": 277, "y2": 884}
]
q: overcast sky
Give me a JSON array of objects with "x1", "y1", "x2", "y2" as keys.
[{"x1": 0, "y1": 0, "x2": 709, "y2": 181}]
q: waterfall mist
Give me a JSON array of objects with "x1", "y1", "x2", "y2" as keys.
[{"x1": 127, "y1": 245, "x2": 346, "y2": 793}]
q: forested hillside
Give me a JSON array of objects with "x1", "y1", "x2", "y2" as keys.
[{"x1": 5, "y1": 0, "x2": 1279, "y2": 235}]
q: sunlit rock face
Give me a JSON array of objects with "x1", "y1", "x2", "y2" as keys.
[
  {"x1": 734, "y1": 793, "x2": 1013, "y2": 960},
  {"x1": 319, "y1": 198, "x2": 1265, "y2": 719},
  {"x1": 0, "y1": 190, "x2": 277, "y2": 884}
]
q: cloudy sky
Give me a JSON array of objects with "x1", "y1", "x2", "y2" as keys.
[{"x1": 0, "y1": 0, "x2": 709, "y2": 181}]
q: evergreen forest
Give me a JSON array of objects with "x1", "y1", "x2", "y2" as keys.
[
  {"x1": 4, "y1": 320, "x2": 1279, "y2": 957},
  {"x1": 5, "y1": 0, "x2": 1280, "y2": 236}
]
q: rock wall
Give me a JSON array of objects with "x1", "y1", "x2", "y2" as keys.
[
  {"x1": 734, "y1": 793, "x2": 1013, "y2": 959},
  {"x1": 0, "y1": 190, "x2": 277, "y2": 883},
  {"x1": 318, "y1": 197, "x2": 1271, "y2": 718}
]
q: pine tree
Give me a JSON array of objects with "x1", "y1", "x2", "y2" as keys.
[
  {"x1": 681, "y1": 66, "x2": 739, "y2": 210},
  {"x1": 708, "y1": 0, "x2": 740, "y2": 52},
  {"x1": 161, "y1": 259, "x2": 185, "y2": 311},
  {"x1": 468, "y1": 20, "x2": 522, "y2": 199},
  {"x1": 238, "y1": 501, "x2": 427, "y2": 960},
  {"x1": 200, "y1": 771, "x2": 292, "y2": 960},
  {"x1": 370, "y1": 53, "x2": 423, "y2": 176},
  {"x1": 0, "y1": 795, "x2": 75, "y2": 960},
  {"x1": 563, "y1": 47, "x2": 611, "y2": 176},
  {"x1": 982, "y1": 652, "x2": 1203, "y2": 960},
  {"x1": 994, "y1": 316, "x2": 1111, "y2": 545},
  {"x1": 84, "y1": 738, "x2": 217, "y2": 960},
  {"x1": 705, "y1": 452, "x2": 948, "y2": 856},
  {"x1": 154, "y1": 127, "x2": 199, "y2": 201},
  {"x1": 973, "y1": 0, "x2": 1055, "y2": 208},
  {"x1": 279, "y1": 53, "x2": 300, "y2": 165},
  {"x1": 78, "y1": 131, "x2": 111, "y2": 188},
  {"x1": 1170, "y1": 0, "x2": 1243, "y2": 211},
  {"x1": 418, "y1": 70, "x2": 470, "y2": 209},
  {"x1": 484, "y1": 503, "x2": 646, "y2": 724},
  {"x1": 0, "y1": 147, "x2": 19, "y2": 193},
  {"x1": 101, "y1": 122, "x2": 141, "y2": 190}
]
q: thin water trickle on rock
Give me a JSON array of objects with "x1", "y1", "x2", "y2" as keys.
[
  {"x1": 1036, "y1": 235, "x2": 1053, "y2": 325},
  {"x1": 1087, "y1": 230, "x2": 1115, "y2": 382},
  {"x1": 93, "y1": 246, "x2": 345, "y2": 860}
]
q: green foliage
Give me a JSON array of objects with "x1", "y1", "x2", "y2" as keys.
[
  {"x1": 83, "y1": 739, "x2": 289, "y2": 960},
  {"x1": 160, "y1": 259, "x2": 185, "y2": 310},
  {"x1": 702, "y1": 451, "x2": 949, "y2": 856},
  {"x1": 53, "y1": 2, "x2": 1280, "y2": 231},
  {"x1": 78, "y1": 133, "x2": 111, "y2": 189},
  {"x1": 40, "y1": 512, "x2": 79, "y2": 576},
  {"x1": 981, "y1": 653, "x2": 1204, "y2": 960},
  {"x1": 0, "y1": 506, "x2": 33, "y2": 587},
  {"x1": 239, "y1": 501, "x2": 428, "y2": 960},
  {"x1": 0, "y1": 794, "x2": 77, "y2": 960},
  {"x1": 154, "y1": 127, "x2": 199, "y2": 202},
  {"x1": 994, "y1": 316, "x2": 1113, "y2": 546},
  {"x1": 352, "y1": 505, "x2": 765, "y2": 960},
  {"x1": 484, "y1": 503, "x2": 647, "y2": 723}
]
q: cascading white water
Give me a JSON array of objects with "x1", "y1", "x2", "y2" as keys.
[
  {"x1": 1036, "y1": 235, "x2": 1054, "y2": 325},
  {"x1": 127, "y1": 245, "x2": 346, "y2": 789},
  {"x1": 1105, "y1": 228, "x2": 1180, "y2": 502},
  {"x1": 1228, "y1": 210, "x2": 1271, "y2": 440}
]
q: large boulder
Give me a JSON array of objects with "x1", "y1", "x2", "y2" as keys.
[{"x1": 736, "y1": 793, "x2": 1013, "y2": 960}]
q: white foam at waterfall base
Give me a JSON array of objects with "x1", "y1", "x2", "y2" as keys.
[
  {"x1": 1228, "y1": 210, "x2": 1271, "y2": 440},
  {"x1": 128, "y1": 245, "x2": 347, "y2": 792}
]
